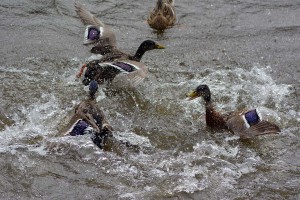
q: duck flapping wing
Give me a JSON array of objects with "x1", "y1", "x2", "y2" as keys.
[
  {"x1": 103, "y1": 60, "x2": 148, "y2": 87},
  {"x1": 226, "y1": 109, "x2": 280, "y2": 139},
  {"x1": 82, "y1": 60, "x2": 148, "y2": 87},
  {"x1": 75, "y1": 2, "x2": 117, "y2": 52}
]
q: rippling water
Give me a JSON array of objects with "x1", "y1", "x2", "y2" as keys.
[{"x1": 1, "y1": 0, "x2": 299, "y2": 199}]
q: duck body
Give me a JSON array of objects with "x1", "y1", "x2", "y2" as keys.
[
  {"x1": 187, "y1": 84, "x2": 280, "y2": 139},
  {"x1": 81, "y1": 60, "x2": 148, "y2": 87},
  {"x1": 75, "y1": 3, "x2": 165, "y2": 62},
  {"x1": 205, "y1": 102, "x2": 228, "y2": 130},
  {"x1": 148, "y1": 0, "x2": 176, "y2": 31},
  {"x1": 62, "y1": 81, "x2": 113, "y2": 148}
]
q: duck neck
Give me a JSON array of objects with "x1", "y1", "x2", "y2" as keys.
[
  {"x1": 89, "y1": 91, "x2": 96, "y2": 100},
  {"x1": 131, "y1": 45, "x2": 147, "y2": 61},
  {"x1": 157, "y1": 0, "x2": 163, "y2": 9},
  {"x1": 205, "y1": 101, "x2": 214, "y2": 117},
  {"x1": 204, "y1": 99, "x2": 227, "y2": 129}
]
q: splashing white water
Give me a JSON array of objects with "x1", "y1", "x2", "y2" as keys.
[{"x1": 0, "y1": 94, "x2": 69, "y2": 146}]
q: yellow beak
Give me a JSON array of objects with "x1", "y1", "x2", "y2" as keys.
[
  {"x1": 155, "y1": 44, "x2": 165, "y2": 49},
  {"x1": 186, "y1": 90, "x2": 199, "y2": 101}
]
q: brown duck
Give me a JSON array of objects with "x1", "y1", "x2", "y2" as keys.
[
  {"x1": 186, "y1": 84, "x2": 281, "y2": 139},
  {"x1": 147, "y1": 0, "x2": 176, "y2": 31},
  {"x1": 75, "y1": 2, "x2": 165, "y2": 62}
]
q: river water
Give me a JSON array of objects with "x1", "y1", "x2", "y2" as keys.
[{"x1": 0, "y1": 0, "x2": 299, "y2": 199}]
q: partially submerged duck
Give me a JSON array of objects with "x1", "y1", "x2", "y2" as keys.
[
  {"x1": 79, "y1": 59, "x2": 148, "y2": 87},
  {"x1": 147, "y1": 0, "x2": 176, "y2": 31},
  {"x1": 186, "y1": 84, "x2": 281, "y2": 139},
  {"x1": 74, "y1": 2, "x2": 165, "y2": 62},
  {"x1": 62, "y1": 80, "x2": 113, "y2": 148}
]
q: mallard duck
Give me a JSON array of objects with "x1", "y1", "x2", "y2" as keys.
[
  {"x1": 79, "y1": 59, "x2": 148, "y2": 87},
  {"x1": 75, "y1": 2, "x2": 165, "y2": 62},
  {"x1": 147, "y1": 0, "x2": 176, "y2": 31},
  {"x1": 186, "y1": 84, "x2": 281, "y2": 139},
  {"x1": 62, "y1": 80, "x2": 113, "y2": 148}
]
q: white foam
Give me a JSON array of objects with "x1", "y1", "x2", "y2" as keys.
[
  {"x1": 105, "y1": 139, "x2": 256, "y2": 195},
  {"x1": 113, "y1": 131, "x2": 152, "y2": 148},
  {"x1": 0, "y1": 94, "x2": 69, "y2": 146}
]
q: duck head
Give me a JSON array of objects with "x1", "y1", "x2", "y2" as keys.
[
  {"x1": 186, "y1": 84, "x2": 211, "y2": 102},
  {"x1": 140, "y1": 40, "x2": 165, "y2": 51},
  {"x1": 89, "y1": 80, "x2": 98, "y2": 98},
  {"x1": 156, "y1": 0, "x2": 174, "y2": 8},
  {"x1": 132, "y1": 40, "x2": 165, "y2": 61}
]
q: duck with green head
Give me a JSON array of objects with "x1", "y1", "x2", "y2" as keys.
[
  {"x1": 75, "y1": 2, "x2": 165, "y2": 84},
  {"x1": 186, "y1": 84, "x2": 281, "y2": 139}
]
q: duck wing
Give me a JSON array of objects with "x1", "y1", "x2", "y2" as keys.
[
  {"x1": 100, "y1": 60, "x2": 147, "y2": 87},
  {"x1": 226, "y1": 109, "x2": 280, "y2": 139},
  {"x1": 75, "y1": 2, "x2": 104, "y2": 26},
  {"x1": 74, "y1": 101, "x2": 100, "y2": 133},
  {"x1": 115, "y1": 60, "x2": 148, "y2": 87},
  {"x1": 163, "y1": 3, "x2": 176, "y2": 25},
  {"x1": 239, "y1": 120, "x2": 280, "y2": 139},
  {"x1": 75, "y1": 2, "x2": 117, "y2": 50}
]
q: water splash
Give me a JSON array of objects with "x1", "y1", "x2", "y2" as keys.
[{"x1": 0, "y1": 94, "x2": 69, "y2": 146}]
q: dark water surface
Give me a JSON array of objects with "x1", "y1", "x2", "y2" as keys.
[{"x1": 0, "y1": 0, "x2": 299, "y2": 199}]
